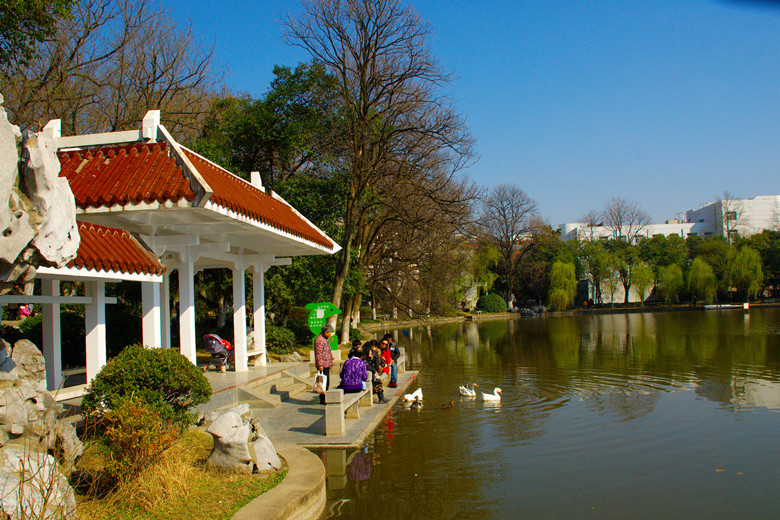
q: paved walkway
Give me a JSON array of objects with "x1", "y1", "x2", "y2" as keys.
[{"x1": 202, "y1": 363, "x2": 418, "y2": 449}]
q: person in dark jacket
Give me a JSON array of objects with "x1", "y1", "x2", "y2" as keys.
[{"x1": 361, "y1": 339, "x2": 387, "y2": 403}]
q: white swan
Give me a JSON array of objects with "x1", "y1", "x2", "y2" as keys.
[
  {"x1": 403, "y1": 388, "x2": 423, "y2": 402},
  {"x1": 458, "y1": 383, "x2": 478, "y2": 397},
  {"x1": 481, "y1": 387, "x2": 502, "y2": 401}
]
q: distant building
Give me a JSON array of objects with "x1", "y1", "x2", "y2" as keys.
[
  {"x1": 558, "y1": 220, "x2": 704, "y2": 243},
  {"x1": 559, "y1": 194, "x2": 780, "y2": 244},
  {"x1": 685, "y1": 195, "x2": 780, "y2": 240}
]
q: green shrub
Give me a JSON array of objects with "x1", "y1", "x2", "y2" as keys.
[
  {"x1": 476, "y1": 293, "x2": 507, "y2": 313},
  {"x1": 284, "y1": 307, "x2": 313, "y2": 345},
  {"x1": 349, "y1": 328, "x2": 363, "y2": 341},
  {"x1": 82, "y1": 344, "x2": 211, "y2": 427},
  {"x1": 19, "y1": 311, "x2": 86, "y2": 366},
  {"x1": 92, "y1": 396, "x2": 179, "y2": 483},
  {"x1": 265, "y1": 325, "x2": 296, "y2": 355}
]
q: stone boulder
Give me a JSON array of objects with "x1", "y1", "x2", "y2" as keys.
[
  {"x1": 0, "y1": 93, "x2": 78, "y2": 294},
  {"x1": 0, "y1": 447, "x2": 77, "y2": 520},
  {"x1": 0, "y1": 340, "x2": 82, "y2": 520},
  {"x1": 205, "y1": 406, "x2": 281, "y2": 474},
  {"x1": 279, "y1": 352, "x2": 304, "y2": 363}
]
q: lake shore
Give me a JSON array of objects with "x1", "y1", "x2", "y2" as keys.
[{"x1": 357, "y1": 300, "x2": 780, "y2": 335}]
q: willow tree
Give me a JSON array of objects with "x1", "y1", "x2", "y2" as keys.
[
  {"x1": 602, "y1": 255, "x2": 621, "y2": 308},
  {"x1": 660, "y1": 264, "x2": 684, "y2": 305},
  {"x1": 285, "y1": 0, "x2": 476, "y2": 340},
  {"x1": 688, "y1": 257, "x2": 716, "y2": 305},
  {"x1": 631, "y1": 260, "x2": 654, "y2": 307},
  {"x1": 578, "y1": 240, "x2": 611, "y2": 303},
  {"x1": 548, "y1": 261, "x2": 576, "y2": 311},
  {"x1": 727, "y1": 246, "x2": 764, "y2": 302}
]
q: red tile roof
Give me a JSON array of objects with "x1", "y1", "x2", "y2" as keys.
[
  {"x1": 59, "y1": 142, "x2": 197, "y2": 208},
  {"x1": 70, "y1": 222, "x2": 165, "y2": 276},
  {"x1": 182, "y1": 149, "x2": 334, "y2": 249},
  {"x1": 58, "y1": 141, "x2": 335, "y2": 250}
]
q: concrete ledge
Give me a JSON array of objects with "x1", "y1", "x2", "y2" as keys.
[{"x1": 231, "y1": 442, "x2": 325, "y2": 520}]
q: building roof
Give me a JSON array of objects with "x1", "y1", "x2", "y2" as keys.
[
  {"x1": 70, "y1": 222, "x2": 165, "y2": 276},
  {"x1": 181, "y1": 149, "x2": 334, "y2": 249},
  {"x1": 58, "y1": 140, "x2": 336, "y2": 252},
  {"x1": 59, "y1": 142, "x2": 196, "y2": 207}
]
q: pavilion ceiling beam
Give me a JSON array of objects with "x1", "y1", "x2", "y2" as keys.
[{"x1": 139, "y1": 233, "x2": 200, "y2": 256}]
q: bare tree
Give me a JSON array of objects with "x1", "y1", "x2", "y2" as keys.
[
  {"x1": 580, "y1": 209, "x2": 602, "y2": 240},
  {"x1": 0, "y1": 0, "x2": 223, "y2": 140},
  {"x1": 716, "y1": 191, "x2": 748, "y2": 244},
  {"x1": 478, "y1": 184, "x2": 538, "y2": 302},
  {"x1": 601, "y1": 196, "x2": 651, "y2": 243},
  {"x1": 284, "y1": 0, "x2": 476, "y2": 340}
]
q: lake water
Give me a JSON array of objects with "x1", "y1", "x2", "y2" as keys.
[{"x1": 319, "y1": 308, "x2": 780, "y2": 520}]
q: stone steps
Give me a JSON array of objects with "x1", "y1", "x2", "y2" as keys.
[{"x1": 237, "y1": 364, "x2": 316, "y2": 408}]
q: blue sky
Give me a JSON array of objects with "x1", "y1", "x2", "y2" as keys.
[{"x1": 167, "y1": 0, "x2": 780, "y2": 225}]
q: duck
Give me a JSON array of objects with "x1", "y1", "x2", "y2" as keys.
[
  {"x1": 458, "y1": 382, "x2": 479, "y2": 397},
  {"x1": 481, "y1": 387, "x2": 502, "y2": 401},
  {"x1": 410, "y1": 396, "x2": 423, "y2": 409},
  {"x1": 403, "y1": 388, "x2": 423, "y2": 402},
  {"x1": 441, "y1": 400, "x2": 455, "y2": 410}
]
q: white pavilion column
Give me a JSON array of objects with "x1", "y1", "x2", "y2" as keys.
[
  {"x1": 41, "y1": 279, "x2": 62, "y2": 391},
  {"x1": 178, "y1": 250, "x2": 197, "y2": 364},
  {"x1": 161, "y1": 270, "x2": 171, "y2": 349},
  {"x1": 85, "y1": 280, "x2": 107, "y2": 384},
  {"x1": 233, "y1": 257, "x2": 248, "y2": 372},
  {"x1": 141, "y1": 281, "x2": 162, "y2": 348},
  {"x1": 252, "y1": 264, "x2": 267, "y2": 367}
]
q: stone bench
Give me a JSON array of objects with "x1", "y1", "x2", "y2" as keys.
[
  {"x1": 246, "y1": 348, "x2": 264, "y2": 366},
  {"x1": 325, "y1": 386, "x2": 373, "y2": 436}
]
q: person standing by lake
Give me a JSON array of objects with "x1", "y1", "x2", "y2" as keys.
[
  {"x1": 381, "y1": 333, "x2": 400, "y2": 388},
  {"x1": 314, "y1": 324, "x2": 335, "y2": 405}
]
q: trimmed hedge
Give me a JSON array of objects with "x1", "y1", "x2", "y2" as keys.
[
  {"x1": 82, "y1": 344, "x2": 211, "y2": 427},
  {"x1": 476, "y1": 293, "x2": 507, "y2": 313}
]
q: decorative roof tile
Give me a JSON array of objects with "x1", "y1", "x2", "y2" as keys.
[
  {"x1": 70, "y1": 222, "x2": 165, "y2": 276},
  {"x1": 58, "y1": 142, "x2": 197, "y2": 208},
  {"x1": 182, "y1": 149, "x2": 334, "y2": 249},
  {"x1": 58, "y1": 140, "x2": 336, "y2": 251}
]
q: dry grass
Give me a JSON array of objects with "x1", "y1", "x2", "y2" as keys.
[{"x1": 76, "y1": 429, "x2": 287, "y2": 520}]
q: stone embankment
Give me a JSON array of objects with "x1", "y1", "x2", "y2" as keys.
[{"x1": 231, "y1": 442, "x2": 325, "y2": 520}]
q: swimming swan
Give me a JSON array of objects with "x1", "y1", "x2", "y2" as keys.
[
  {"x1": 458, "y1": 383, "x2": 478, "y2": 396},
  {"x1": 403, "y1": 388, "x2": 423, "y2": 402},
  {"x1": 482, "y1": 387, "x2": 502, "y2": 401}
]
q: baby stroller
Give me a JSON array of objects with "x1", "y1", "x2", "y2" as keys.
[{"x1": 203, "y1": 333, "x2": 233, "y2": 372}]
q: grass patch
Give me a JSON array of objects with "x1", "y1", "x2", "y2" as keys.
[{"x1": 76, "y1": 429, "x2": 287, "y2": 520}]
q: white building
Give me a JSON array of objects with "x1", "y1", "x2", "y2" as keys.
[
  {"x1": 559, "y1": 194, "x2": 780, "y2": 244},
  {"x1": 685, "y1": 195, "x2": 780, "y2": 239},
  {"x1": 559, "y1": 220, "x2": 705, "y2": 243}
]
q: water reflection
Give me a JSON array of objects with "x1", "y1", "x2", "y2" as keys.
[{"x1": 321, "y1": 308, "x2": 780, "y2": 520}]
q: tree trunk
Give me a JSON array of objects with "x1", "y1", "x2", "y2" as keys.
[
  {"x1": 216, "y1": 295, "x2": 228, "y2": 329},
  {"x1": 339, "y1": 294, "x2": 355, "y2": 345}
]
